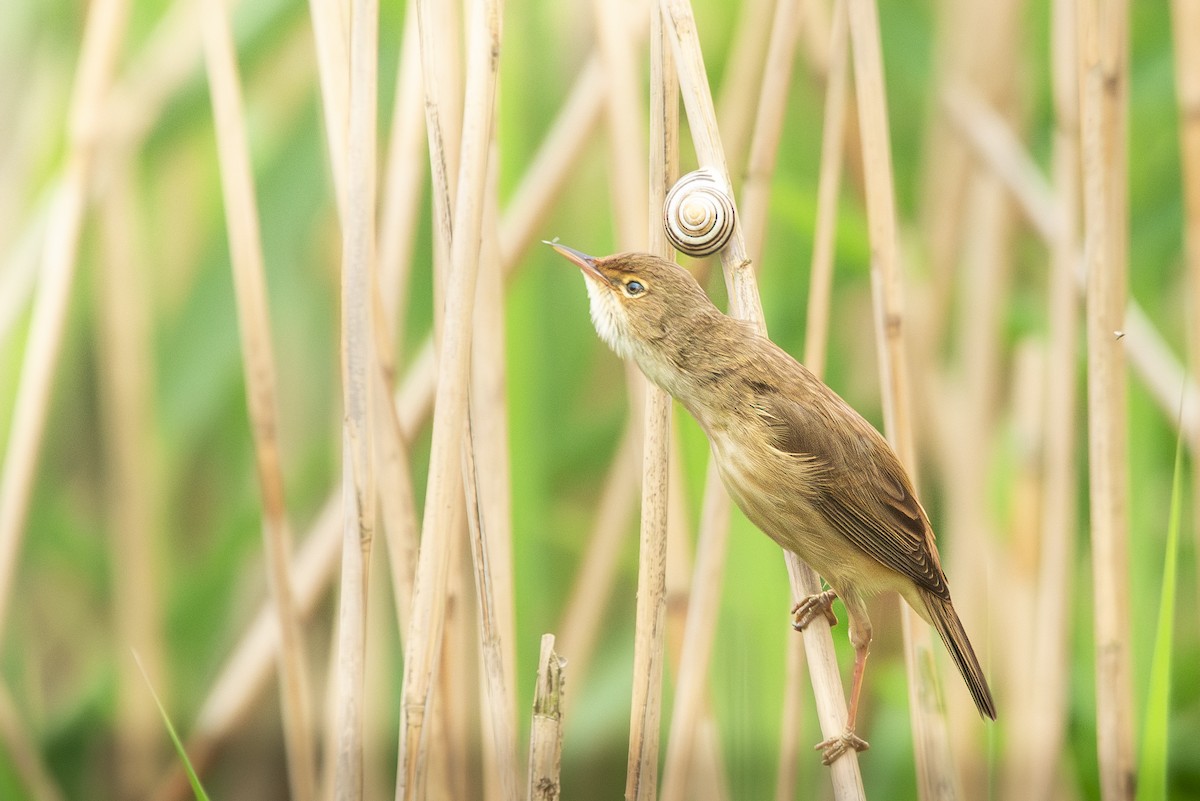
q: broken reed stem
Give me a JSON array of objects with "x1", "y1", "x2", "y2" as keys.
[
  {"x1": 0, "y1": 0, "x2": 128, "y2": 643},
  {"x1": 776, "y1": 6, "x2": 849, "y2": 798},
  {"x1": 202, "y1": 6, "x2": 317, "y2": 799},
  {"x1": 528, "y1": 634, "x2": 567, "y2": 801},
  {"x1": 845, "y1": 0, "x2": 962, "y2": 795},
  {"x1": 624, "y1": 7, "x2": 676, "y2": 800},
  {"x1": 664, "y1": 0, "x2": 802, "y2": 795},
  {"x1": 333, "y1": 0, "x2": 379, "y2": 797},
  {"x1": 95, "y1": 155, "x2": 165, "y2": 798},
  {"x1": 1078, "y1": 1, "x2": 1136, "y2": 799},
  {"x1": 397, "y1": 0, "x2": 503, "y2": 796},
  {"x1": 659, "y1": 1, "x2": 866, "y2": 798},
  {"x1": 1022, "y1": 0, "x2": 1080, "y2": 797}
]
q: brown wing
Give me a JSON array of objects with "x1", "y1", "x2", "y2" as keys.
[{"x1": 755, "y1": 385, "x2": 950, "y2": 601}]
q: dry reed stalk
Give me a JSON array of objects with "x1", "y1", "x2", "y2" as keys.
[
  {"x1": 305, "y1": 0, "x2": 349, "y2": 214},
  {"x1": 429, "y1": 0, "x2": 464, "y2": 327},
  {"x1": 1078, "y1": 1, "x2": 1136, "y2": 798},
  {"x1": 663, "y1": 0, "x2": 802, "y2": 794},
  {"x1": 0, "y1": 0, "x2": 128, "y2": 640},
  {"x1": 528, "y1": 634, "x2": 567, "y2": 801},
  {"x1": 1018, "y1": 1, "x2": 1081, "y2": 797},
  {"x1": 473, "y1": 152, "x2": 520, "y2": 801},
  {"x1": 738, "y1": 0, "x2": 803, "y2": 261},
  {"x1": 332, "y1": 0, "x2": 379, "y2": 797},
  {"x1": 397, "y1": 0, "x2": 503, "y2": 795},
  {"x1": 1169, "y1": 0, "x2": 1200, "y2": 613},
  {"x1": 624, "y1": 9, "x2": 677, "y2": 799},
  {"x1": 202, "y1": 6, "x2": 317, "y2": 798},
  {"x1": 555, "y1": 427, "x2": 640, "y2": 707},
  {"x1": 660, "y1": 1, "x2": 866, "y2": 798},
  {"x1": 716, "y1": 0, "x2": 776, "y2": 179},
  {"x1": 378, "y1": 1, "x2": 426, "y2": 349},
  {"x1": 776, "y1": 8, "x2": 849, "y2": 797},
  {"x1": 594, "y1": 0, "x2": 649, "y2": 249},
  {"x1": 845, "y1": 0, "x2": 964, "y2": 795},
  {"x1": 94, "y1": 154, "x2": 165, "y2": 798},
  {"x1": 0, "y1": 680, "x2": 63, "y2": 801}
]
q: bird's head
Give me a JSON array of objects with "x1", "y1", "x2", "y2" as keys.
[{"x1": 547, "y1": 242, "x2": 718, "y2": 367}]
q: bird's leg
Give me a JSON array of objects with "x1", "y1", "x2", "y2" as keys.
[
  {"x1": 815, "y1": 606, "x2": 871, "y2": 765},
  {"x1": 791, "y1": 589, "x2": 838, "y2": 631}
]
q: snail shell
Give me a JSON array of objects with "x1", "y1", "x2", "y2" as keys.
[{"x1": 663, "y1": 169, "x2": 736, "y2": 257}]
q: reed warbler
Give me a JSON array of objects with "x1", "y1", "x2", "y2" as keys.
[{"x1": 549, "y1": 243, "x2": 997, "y2": 764}]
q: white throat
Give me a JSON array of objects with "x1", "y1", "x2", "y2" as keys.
[{"x1": 584, "y1": 277, "x2": 632, "y2": 359}]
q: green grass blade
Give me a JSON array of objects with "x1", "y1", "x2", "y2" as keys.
[
  {"x1": 133, "y1": 651, "x2": 212, "y2": 801},
  {"x1": 1135, "y1": 416, "x2": 1186, "y2": 801}
]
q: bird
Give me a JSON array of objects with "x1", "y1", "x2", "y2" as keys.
[{"x1": 548, "y1": 242, "x2": 996, "y2": 764}]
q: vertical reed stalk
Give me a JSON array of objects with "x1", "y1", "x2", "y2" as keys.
[
  {"x1": 0, "y1": 0, "x2": 128, "y2": 641},
  {"x1": 528, "y1": 634, "x2": 567, "y2": 800},
  {"x1": 333, "y1": 0, "x2": 379, "y2": 797},
  {"x1": 625, "y1": 9, "x2": 676, "y2": 799},
  {"x1": 660, "y1": 1, "x2": 866, "y2": 798},
  {"x1": 845, "y1": 0, "x2": 963, "y2": 796},
  {"x1": 397, "y1": 0, "x2": 503, "y2": 795},
  {"x1": 1078, "y1": 1, "x2": 1135, "y2": 798},
  {"x1": 716, "y1": 0, "x2": 776, "y2": 178},
  {"x1": 95, "y1": 153, "x2": 164, "y2": 798},
  {"x1": 202, "y1": 6, "x2": 317, "y2": 798},
  {"x1": 305, "y1": 0, "x2": 349, "y2": 215},
  {"x1": 1023, "y1": 0, "x2": 1081, "y2": 797}
]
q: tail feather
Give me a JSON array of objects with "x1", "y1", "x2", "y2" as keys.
[{"x1": 921, "y1": 590, "x2": 997, "y2": 720}]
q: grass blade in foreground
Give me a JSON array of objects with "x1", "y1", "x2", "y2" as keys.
[
  {"x1": 134, "y1": 652, "x2": 211, "y2": 801},
  {"x1": 1135, "y1": 418, "x2": 1186, "y2": 801}
]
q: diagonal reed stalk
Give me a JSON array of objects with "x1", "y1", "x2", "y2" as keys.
[
  {"x1": 624, "y1": 6, "x2": 676, "y2": 800},
  {"x1": 660, "y1": 1, "x2": 866, "y2": 799},
  {"x1": 1078, "y1": 1, "x2": 1136, "y2": 799},
  {"x1": 0, "y1": 0, "x2": 129, "y2": 644},
  {"x1": 397, "y1": 0, "x2": 503, "y2": 796},
  {"x1": 202, "y1": 6, "x2": 317, "y2": 799},
  {"x1": 662, "y1": 0, "x2": 803, "y2": 796},
  {"x1": 845, "y1": 0, "x2": 962, "y2": 796}
]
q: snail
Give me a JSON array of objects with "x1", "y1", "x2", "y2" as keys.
[{"x1": 662, "y1": 168, "x2": 737, "y2": 257}]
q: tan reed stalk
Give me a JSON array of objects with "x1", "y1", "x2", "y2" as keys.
[
  {"x1": 659, "y1": 1, "x2": 867, "y2": 798},
  {"x1": 429, "y1": 0, "x2": 464, "y2": 325},
  {"x1": 0, "y1": 197, "x2": 47, "y2": 348},
  {"x1": 942, "y1": 86, "x2": 1200, "y2": 442},
  {"x1": 776, "y1": 7, "x2": 850, "y2": 798},
  {"x1": 716, "y1": 0, "x2": 777, "y2": 179},
  {"x1": 0, "y1": 0, "x2": 128, "y2": 641},
  {"x1": 528, "y1": 634, "x2": 567, "y2": 800},
  {"x1": 845, "y1": 0, "x2": 964, "y2": 796},
  {"x1": 1078, "y1": 2, "x2": 1136, "y2": 798},
  {"x1": 594, "y1": 0, "x2": 649, "y2": 249},
  {"x1": 436, "y1": 523, "x2": 476, "y2": 801},
  {"x1": 202, "y1": 6, "x2": 317, "y2": 798},
  {"x1": 738, "y1": 0, "x2": 803, "y2": 261},
  {"x1": 473, "y1": 151, "x2": 520, "y2": 801},
  {"x1": 305, "y1": 0, "x2": 349, "y2": 214},
  {"x1": 624, "y1": 9, "x2": 677, "y2": 800},
  {"x1": 555, "y1": 427, "x2": 640, "y2": 706},
  {"x1": 332, "y1": 0, "x2": 379, "y2": 797},
  {"x1": 663, "y1": 0, "x2": 802, "y2": 795},
  {"x1": 94, "y1": 153, "x2": 165, "y2": 798},
  {"x1": 378, "y1": 1, "x2": 426, "y2": 349},
  {"x1": 397, "y1": 0, "x2": 503, "y2": 795},
  {"x1": 1169, "y1": 0, "x2": 1200, "y2": 616},
  {"x1": 1020, "y1": 1, "x2": 1081, "y2": 797},
  {"x1": 0, "y1": 680, "x2": 63, "y2": 801}
]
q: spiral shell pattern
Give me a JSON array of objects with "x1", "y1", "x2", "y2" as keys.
[{"x1": 663, "y1": 169, "x2": 736, "y2": 257}]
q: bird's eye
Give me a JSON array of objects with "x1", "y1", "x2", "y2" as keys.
[{"x1": 625, "y1": 280, "x2": 645, "y2": 296}]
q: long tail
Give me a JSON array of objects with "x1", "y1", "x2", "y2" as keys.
[{"x1": 921, "y1": 590, "x2": 997, "y2": 720}]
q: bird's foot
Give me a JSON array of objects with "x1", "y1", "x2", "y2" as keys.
[
  {"x1": 814, "y1": 727, "x2": 869, "y2": 765},
  {"x1": 792, "y1": 590, "x2": 838, "y2": 631}
]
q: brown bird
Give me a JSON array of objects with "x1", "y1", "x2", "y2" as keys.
[{"x1": 549, "y1": 243, "x2": 996, "y2": 764}]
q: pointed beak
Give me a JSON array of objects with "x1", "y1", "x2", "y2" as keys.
[{"x1": 544, "y1": 241, "x2": 608, "y2": 284}]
